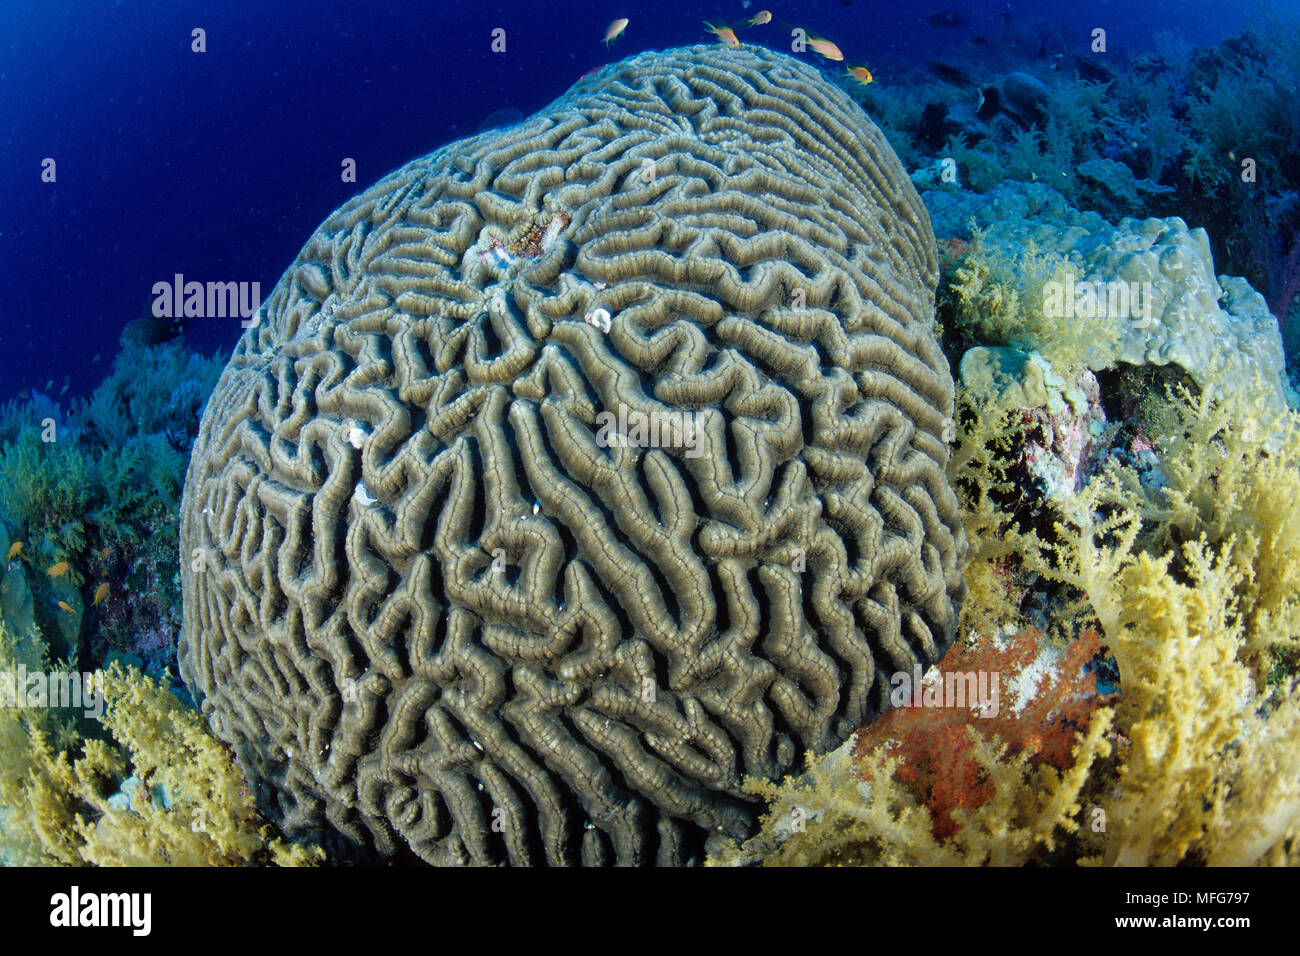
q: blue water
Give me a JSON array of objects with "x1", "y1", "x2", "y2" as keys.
[{"x1": 0, "y1": 0, "x2": 1291, "y2": 401}]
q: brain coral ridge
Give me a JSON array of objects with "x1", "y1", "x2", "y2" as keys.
[{"x1": 179, "y1": 44, "x2": 966, "y2": 866}]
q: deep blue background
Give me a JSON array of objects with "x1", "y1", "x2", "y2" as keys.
[{"x1": 0, "y1": 0, "x2": 1291, "y2": 400}]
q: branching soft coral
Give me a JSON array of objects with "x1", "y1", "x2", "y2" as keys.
[
  {"x1": 1020, "y1": 385, "x2": 1300, "y2": 864},
  {"x1": 946, "y1": 232, "x2": 1121, "y2": 379},
  {"x1": 0, "y1": 628, "x2": 321, "y2": 867},
  {"x1": 1133, "y1": 382, "x2": 1300, "y2": 668},
  {"x1": 712, "y1": 378, "x2": 1300, "y2": 867},
  {"x1": 1038, "y1": 508, "x2": 1300, "y2": 865},
  {"x1": 946, "y1": 387, "x2": 1034, "y2": 636},
  {"x1": 75, "y1": 663, "x2": 322, "y2": 866},
  {"x1": 709, "y1": 705, "x2": 1113, "y2": 867}
]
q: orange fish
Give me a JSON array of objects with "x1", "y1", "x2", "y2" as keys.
[
  {"x1": 6, "y1": 541, "x2": 21, "y2": 561},
  {"x1": 603, "y1": 17, "x2": 629, "y2": 46},
  {"x1": 846, "y1": 65, "x2": 874, "y2": 85},
  {"x1": 93, "y1": 582, "x2": 110, "y2": 606},
  {"x1": 47, "y1": 560, "x2": 70, "y2": 577},
  {"x1": 100, "y1": 546, "x2": 111, "y2": 560},
  {"x1": 703, "y1": 22, "x2": 740, "y2": 47},
  {"x1": 57, "y1": 600, "x2": 75, "y2": 614},
  {"x1": 807, "y1": 36, "x2": 844, "y2": 61},
  {"x1": 748, "y1": 10, "x2": 772, "y2": 25}
]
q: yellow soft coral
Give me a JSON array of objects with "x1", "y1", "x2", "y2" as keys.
[
  {"x1": 0, "y1": 633, "x2": 321, "y2": 867},
  {"x1": 712, "y1": 377, "x2": 1300, "y2": 867},
  {"x1": 75, "y1": 663, "x2": 323, "y2": 866},
  {"x1": 946, "y1": 381, "x2": 1041, "y2": 637},
  {"x1": 1039, "y1": 504, "x2": 1300, "y2": 864},
  {"x1": 1137, "y1": 381, "x2": 1300, "y2": 666},
  {"x1": 709, "y1": 716, "x2": 1113, "y2": 867},
  {"x1": 947, "y1": 231, "x2": 1121, "y2": 379}
]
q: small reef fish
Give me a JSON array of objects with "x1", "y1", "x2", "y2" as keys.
[
  {"x1": 6, "y1": 541, "x2": 22, "y2": 561},
  {"x1": 845, "y1": 65, "x2": 874, "y2": 85},
  {"x1": 703, "y1": 22, "x2": 740, "y2": 47},
  {"x1": 748, "y1": 10, "x2": 772, "y2": 25},
  {"x1": 807, "y1": 36, "x2": 844, "y2": 61},
  {"x1": 100, "y1": 546, "x2": 111, "y2": 559},
  {"x1": 57, "y1": 600, "x2": 75, "y2": 614},
  {"x1": 47, "y1": 560, "x2": 70, "y2": 577},
  {"x1": 603, "y1": 18, "x2": 629, "y2": 46},
  {"x1": 93, "y1": 582, "x2": 110, "y2": 606}
]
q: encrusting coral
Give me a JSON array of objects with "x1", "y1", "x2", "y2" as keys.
[{"x1": 179, "y1": 43, "x2": 967, "y2": 866}]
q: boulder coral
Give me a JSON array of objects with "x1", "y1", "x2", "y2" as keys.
[
  {"x1": 928, "y1": 181, "x2": 1295, "y2": 415},
  {"x1": 179, "y1": 45, "x2": 967, "y2": 865}
]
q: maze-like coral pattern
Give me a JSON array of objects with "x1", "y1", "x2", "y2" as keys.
[{"x1": 178, "y1": 45, "x2": 967, "y2": 865}]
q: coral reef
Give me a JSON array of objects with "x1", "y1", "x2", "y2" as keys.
[
  {"x1": 0, "y1": 331, "x2": 315, "y2": 866},
  {"x1": 710, "y1": 374, "x2": 1300, "y2": 867},
  {"x1": 179, "y1": 44, "x2": 967, "y2": 866},
  {"x1": 3, "y1": 22, "x2": 1295, "y2": 872},
  {"x1": 846, "y1": 22, "x2": 1300, "y2": 381},
  {"x1": 931, "y1": 185, "x2": 1294, "y2": 415},
  {"x1": 0, "y1": 624, "x2": 320, "y2": 866}
]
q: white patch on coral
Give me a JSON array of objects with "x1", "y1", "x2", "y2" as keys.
[
  {"x1": 1003, "y1": 644, "x2": 1061, "y2": 717},
  {"x1": 353, "y1": 481, "x2": 377, "y2": 506},
  {"x1": 343, "y1": 420, "x2": 368, "y2": 449},
  {"x1": 541, "y1": 212, "x2": 569, "y2": 251}
]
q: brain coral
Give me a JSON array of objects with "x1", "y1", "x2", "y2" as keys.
[{"x1": 179, "y1": 44, "x2": 966, "y2": 866}]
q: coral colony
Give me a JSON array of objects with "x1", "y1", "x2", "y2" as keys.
[
  {"x1": 3, "y1": 18, "x2": 1300, "y2": 868},
  {"x1": 179, "y1": 45, "x2": 965, "y2": 866}
]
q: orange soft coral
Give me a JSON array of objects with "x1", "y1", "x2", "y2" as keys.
[{"x1": 851, "y1": 628, "x2": 1114, "y2": 839}]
